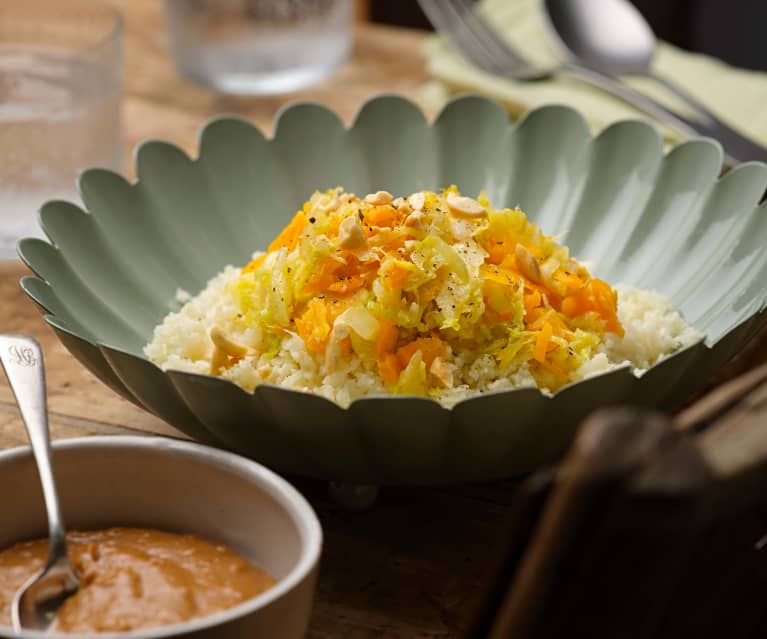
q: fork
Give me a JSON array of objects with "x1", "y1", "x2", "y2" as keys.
[{"x1": 418, "y1": 0, "x2": 750, "y2": 164}]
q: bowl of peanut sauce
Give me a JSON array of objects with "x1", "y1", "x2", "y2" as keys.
[{"x1": 0, "y1": 436, "x2": 322, "y2": 638}]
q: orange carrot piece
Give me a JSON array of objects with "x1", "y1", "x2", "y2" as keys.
[
  {"x1": 294, "y1": 298, "x2": 332, "y2": 353},
  {"x1": 302, "y1": 257, "x2": 340, "y2": 296},
  {"x1": 380, "y1": 235, "x2": 407, "y2": 255},
  {"x1": 494, "y1": 255, "x2": 563, "y2": 309},
  {"x1": 241, "y1": 253, "x2": 266, "y2": 274},
  {"x1": 481, "y1": 264, "x2": 518, "y2": 287},
  {"x1": 553, "y1": 270, "x2": 585, "y2": 295},
  {"x1": 498, "y1": 253, "x2": 518, "y2": 272},
  {"x1": 590, "y1": 278, "x2": 624, "y2": 336},
  {"x1": 526, "y1": 307, "x2": 550, "y2": 330},
  {"x1": 396, "y1": 336, "x2": 445, "y2": 369},
  {"x1": 327, "y1": 274, "x2": 367, "y2": 297},
  {"x1": 364, "y1": 205, "x2": 401, "y2": 228},
  {"x1": 268, "y1": 211, "x2": 307, "y2": 253},
  {"x1": 561, "y1": 294, "x2": 588, "y2": 318},
  {"x1": 486, "y1": 241, "x2": 509, "y2": 265},
  {"x1": 375, "y1": 319, "x2": 399, "y2": 358},
  {"x1": 379, "y1": 353, "x2": 402, "y2": 385},
  {"x1": 382, "y1": 262, "x2": 410, "y2": 291},
  {"x1": 524, "y1": 289, "x2": 542, "y2": 312}
]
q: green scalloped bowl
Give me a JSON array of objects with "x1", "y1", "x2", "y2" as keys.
[{"x1": 17, "y1": 95, "x2": 767, "y2": 484}]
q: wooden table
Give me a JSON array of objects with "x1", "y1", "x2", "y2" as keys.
[
  {"x1": 118, "y1": 1, "x2": 432, "y2": 178},
  {"x1": 0, "y1": 4, "x2": 523, "y2": 637},
  {"x1": 5, "y1": 3, "x2": 767, "y2": 637}
]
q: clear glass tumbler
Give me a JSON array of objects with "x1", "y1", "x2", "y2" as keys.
[
  {"x1": 165, "y1": 0, "x2": 353, "y2": 95},
  {"x1": 0, "y1": 0, "x2": 122, "y2": 258}
]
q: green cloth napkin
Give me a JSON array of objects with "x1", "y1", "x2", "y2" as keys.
[{"x1": 422, "y1": 0, "x2": 767, "y2": 143}]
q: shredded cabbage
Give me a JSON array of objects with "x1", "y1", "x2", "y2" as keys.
[{"x1": 232, "y1": 187, "x2": 624, "y2": 394}]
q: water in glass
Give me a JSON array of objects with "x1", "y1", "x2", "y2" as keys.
[
  {"x1": 165, "y1": 0, "x2": 352, "y2": 95},
  {"x1": 0, "y1": 0, "x2": 122, "y2": 259},
  {"x1": 0, "y1": 49, "x2": 120, "y2": 255}
]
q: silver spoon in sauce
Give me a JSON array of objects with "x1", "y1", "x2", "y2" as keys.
[{"x1": 0, "y1": 334, "x2": 80, "y2": 631}]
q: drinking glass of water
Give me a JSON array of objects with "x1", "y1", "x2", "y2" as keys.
[
  {"x1": 165, "y1": 0, "x2": 353, "y2": 95},
  {"x1": 0, "y1": 0, "x2": 122, "y2": 259}
]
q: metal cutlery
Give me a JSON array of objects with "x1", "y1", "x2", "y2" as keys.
[
  {"x1": 543, "y1": 0, "x2": 767, "y2": 163},
  {"x1": 0, "y1": 335, "x2": 80, "y2": 631},
  {"x1": 419, "y1": 0, "x2": 767, "y2": 164}
]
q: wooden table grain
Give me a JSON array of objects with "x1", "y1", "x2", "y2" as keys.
[
  {"x1": 0, "y1": 4, "x2": 521, "y2": 637},
  {"x1": 117, "y1": 1, "x2": 433, "y2": 178}
]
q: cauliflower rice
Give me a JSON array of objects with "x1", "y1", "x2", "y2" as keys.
[{"x1": 145, "y1": 188, "x2": 701, "y2": 407}]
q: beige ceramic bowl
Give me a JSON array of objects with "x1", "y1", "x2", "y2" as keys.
[{"x1": 0, "y1": 436, "x2": 322, "y2": 639}]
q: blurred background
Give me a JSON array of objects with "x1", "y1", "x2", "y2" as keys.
[
  {"x1": 368, "y1": 0, "x2": 767, "y2": 72},
  {"x1": 2, "y1": 0, "x2": 765, "y2": 257}
]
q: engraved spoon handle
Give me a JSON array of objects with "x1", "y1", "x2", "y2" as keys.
[{"x1": 0, "y1": 335, "x2": 68, "y2": 561}]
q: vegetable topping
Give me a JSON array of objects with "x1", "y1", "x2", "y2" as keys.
[{"x1": 232, "y1": 187, "x2": 623, "y2": 395}]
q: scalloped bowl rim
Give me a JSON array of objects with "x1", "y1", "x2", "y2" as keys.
[{"x1": 15, "y1": 93, "x2": 767, "y2": 415}]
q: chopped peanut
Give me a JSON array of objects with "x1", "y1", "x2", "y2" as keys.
[
  {"x1": 364, "y1": 190, "x2": 393, "y2": 206},
  {"x1": 209, "y1": 326, "x2": 251, "y2": 374},
  {"x1": 405, "y1": 211, "x2": 425, "y2": 227},
  {"x1": 408, "y1": 192, "x2": 426, "y2": 211},
  {"x1": 446, "y1": 192, "x2": 486, "y2": 217},
  {"x1": 429, "y1": 356, "x2": 454, "y2": 388},
  {"x1": 515, "y1": 244, "x2": 542, "y2": 284},
  {"x1": 324, "y1": 197, "x2": 340, "y2": 213},
  {"x1": 338, "y1": 215, "x2": 367, "y2": 249},
  {"x1": 210, "y1": 326, "x2": 249, "y2": 358}
]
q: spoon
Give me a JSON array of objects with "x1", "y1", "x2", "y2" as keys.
[
  {"x1": 0, "y1": 335, "x2": 80, "y2": 631},
  {"x1": 543, "y1": 0, "x2": 767, "y2": 163}
]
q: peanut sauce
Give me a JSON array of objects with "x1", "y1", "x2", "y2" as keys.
[{"x1": 0, "y1": 528, "x2": 275, "y2": 633}]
